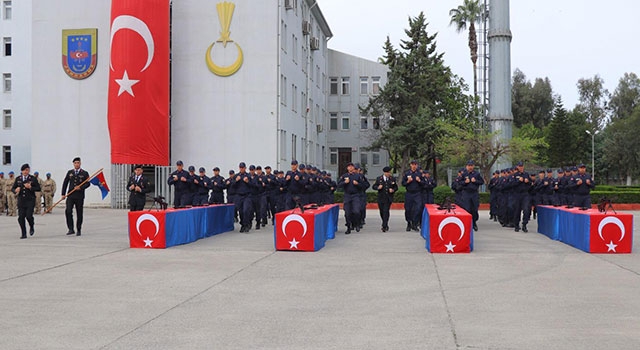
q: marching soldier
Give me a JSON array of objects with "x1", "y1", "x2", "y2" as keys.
[
  {"x1": 488, "y1": 170, "x2": 499, "y2": 221},
  {"x1": 127, "y1": 164, "x2": 151, "y2": 211},
  {"x1": 0, "y1": 171, "x2": 5, "y2": 215},
  {"x1": 208, "y1": 167, "x2": 226, "y2": 204},
  {"x1": 225, "y1": 170, "x2": 238, "y2": 221},
  {"x1": 373, "y1": 166, "x2": 398, "y2": 232},
  {"x1": 42, "y1": 172, "x2": 57, "y2": 213},
  {"x1": 285, "y1": 160, "x2": 306, "y2": 210},
  {"x1": 12, "y1": 164, "x2": 41, "y2": 239},
  {"x1": 355, "y1": 164, "x2": 370, "y2": 226},
  {"x1": 337, "y1": 162, "x2": 367, "y2": 234},
  {"x1": 167, "y1": 160, "x2": 189, "y2": 208},
  {"x1": 422, "y1": 170, "x2": 437, "y2": 205},
  {"x1": 459, "y1": 160, "x2": 484, "y2": 231},
  {"x1": 5, "y1": 171, "x2": 17, "y2": 216},
  {"x1": 275, "y1": 170, "x2": 288, "y2": 213},
  {"x1": 263, "y1": 166, "x2": 278, "y2": 219},
  {"x1": 33, "y1": 171, "x2": 44, "y2": 214},
  {"x1": 61, "y1": 157, "x2": 90, "y2": 236},
  {"x1": 509, "y1": 162, "x2": 532, "y2": 233},
  {"x1": 569, "y1": 163, "x2": 595, "y2": 208},
  {"x1": 194, "y1": 167, "x2": 211, "y2": 206},
  {"x1": 232, "y1": 162, "x2": 253, "y2": 233},
  {"x1": 402, "y1": 160, "x2": 423, "y2": 232},
  {"x1": 553, "y1": 168, "x2": 564, "y2": 206}
]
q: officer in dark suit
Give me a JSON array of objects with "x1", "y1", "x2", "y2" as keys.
[
  {"x1": 459, "y1": 160, "x2": 484, "y2": 231},
  {"x1": 509, "y1": 161, "x2": 532, "y2": 232},
  {"x1": 209, "y1": 167, "x2": 225, "y2": 204},
  {"x1": 569, "y1": 163, "x2": 595, "y2": 208},
  {"x1": 61, "y1": 157, "x2": 90, "y2": 236},
  {"x1": 12, "y1": 163, "x2": 40, "y2": 239},
  {"x1": 373, "y1": 166, "x2": 398, "y2": 232},
  {"x1": 127, "y1": 164, "x2": 150, "y2": 211},
  {"x1": 167, "y1": 160, "x2": 189, "y2": 208},
  {"x1": 402, "y1": 160, "x2": 423, "y2": 232}
]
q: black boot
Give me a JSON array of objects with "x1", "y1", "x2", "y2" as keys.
[
  {"x1": 514, "y1": 226, "x2": 520, "y2": 232},
  {"x1": 406, "y1": 223, "x2": 412, "y2": 232},
  {"x1": 522, "y1": 224, "x2": 528, "y2": 233}
]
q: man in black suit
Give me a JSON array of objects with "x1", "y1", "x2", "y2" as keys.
[
  {"x1": 12, "y1": 163, "x2": 41, "y2": 239},
  {"x1": 61, "y1": 157, "x2": 90, "y2": 236},
  {"x1": 373, "y1": 166, "x2": 398, "y2": 232},
  {"x1": 127, "y1": 164, "x2": 150, "y2": 211}
]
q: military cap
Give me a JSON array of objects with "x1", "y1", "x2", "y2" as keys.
[
  {"x1": 299, "y1": 164, "x2": 306, "y2": 170},
  {"x1": 34, "y1": 171, "x2": 39, "y2": 175},
  {"x1": 213, "y1": 167, "x2": 220, "y2": 171},
  {"x1": 265, "y1": 166, "x2": 271, "y2": 170},
  {"x1": 9, "y1": 171, "x2": 14, "y2": 175},
  {"x1": 383, "y1": 166, "x2": 392, "y2": 172},
  {"x1": 291, "y1": 160, "x2": 298, "y2": 165},
  {"x1": 516, "y1": 161, "x2": 523, "y2": 166},
  {"x1": 410, "y1": 159, "x2": 418, "y2": 164},
  {"x1": 578, "y1": 163, "x2": 586, "y2": 168},
  {"x1": 546, "y1": 168, "x2": 553, "y2": 173},
  {"x1": 21, "y1": 163, "x2": 30, "y2": 171},
  {"x1": 188, "y1": 165, "x2": 195, "y2": 172},
  {"x1": 134, "y1": 164, "x2": 143, "y2": 169},
  {"x1": 539, "y1": 170, "x2": 545, "y2": 174},
  {"x1": 176, "y1": 160, "x2": 184, "y2": 166},
  {"x1": 229, "y1": 169, "x2": 235, "y2": 174},
  {"x1": 46, "y1": 172, "x2": 51, "y2": 176},
  {"x1": 346, "y1": 162, "x2": 354, "y2": 167},
  {"x1": 466, "y1": 160, "x2": 475, "y2": 165},
  {"x1": 0, "y1": 171, "x2": 3, "y2": 175},
  {"x1": 199, "y1": 167, "x2": 205, "y2": 172},
  {"x1": 249, "y1": 165, "x2": 256, "y2": 170},
  {"x1": 557, "y1": 168, "x2": 563, "y2": 173},
  {"x1": 256, "y1": 165, "x2": 262, "y2": 170},
  {"x1": 239, "y1": 162, "x2": 246, "y2": 168}
]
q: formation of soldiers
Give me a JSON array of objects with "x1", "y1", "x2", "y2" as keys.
[
  {"x1": 0, "y1": 170, "x2": 57, "y2": 216},
  {"x1": 167, "y1": 160, "x2": 337, "y2": 233},
  {"x1": 488, "y1": 163, "x2": 595, "y2": 233}
]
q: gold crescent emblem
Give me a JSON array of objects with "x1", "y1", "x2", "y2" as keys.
[{"x1": 206, "y1": 2, "x2": 243, "y2": 77}]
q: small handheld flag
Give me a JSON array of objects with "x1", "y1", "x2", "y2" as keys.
[{"x1": 90, "y1": 171, "x2": 110, "y2": 200}]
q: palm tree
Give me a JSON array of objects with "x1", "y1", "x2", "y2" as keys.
[{"x1": 449, "y1": 0, "x2": 484, "y2": 98}]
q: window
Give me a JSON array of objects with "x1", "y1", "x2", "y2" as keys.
[
  {"x1": 292, "y1": 134, "x2": 297, "y2": 161},
  {"x1": 341, "y1": 112, "x2": 350, "y2": 130},
  {"x1": 310, "y1": 56, "x2": 314, "y2": 82},
  {"x1": 3, "y1": 37, "x2": 10, "y2": 56},
  {"x1": 3, "y1": 73, "x2": 10, "y2": 92},
  {"x1": 280, "y1": 75, "x2": 287, "y2": 106},
  {"x1": 329, "y1": 77, "x2": 338, "y2": 95},
  {"x1": 373, "y1": 117, "x2": 380, "y2": 130},
  {"x1": 281, "y1": 22, "x2": 287, "y2": 52},
  {"x1": 3, "y1": 1, "x2": 11, "y2": 20},
  {"x1": 2, "y1": 109, "x2": 10, "y2": 129},
  {"x1": 329, "y1": 113, "x2": 338, "y2": 130},
  {"x1": 330, "y1": 148, "x2": 338, "y2": 165},
  {"x1": 292, "y1": 35, "x2": 297, "y2": 62},
  {"x1": 309, "y1": 98, "x2": 314, "y2": 120},
  {"x1": 316, "y1": 65, "x2": 320, "y2": 87},
  {"x1": 322, "y1": 73, "x2": 326, "y2": 93},
  {"x1": 372, "y1": 76, "x2": 381, "y2": 95},
  {"x1": 280, "y1": 130, "x2": 287, "y2": 161},
  {"x1": 301, "y1": 91, "x2": 305, "y2": 115},
  {"x1": 360, "y1": 153, "x2": 368, "y2": 166},
  {"x1": 2, "y1": 145, "x2": 10, "y2": 165},
  {"x1": 360, "y1": 77, "x2": 368, "y2": 95},
  {"x1": 372, "y1": 152, "x2": 381, "y2": 165},
  {"x1": 360, "y1": 116, "x2": 368, "y2": 130},
  {"x1": 291, "y1": 84, "x2": 297, "y2": 112},
  {"x1": 341, "y1": 77, "x2": 350, "y2": 95}
]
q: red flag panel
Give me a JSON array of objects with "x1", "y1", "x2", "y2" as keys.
[
  {"x1": 128, "y1": 211, "x2": 167, "y2": 248},
  {"x1": 108, "y1": 0, "x2": 169, "y2": 165}
]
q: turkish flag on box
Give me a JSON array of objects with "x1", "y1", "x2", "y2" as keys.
[
  {"x1": 589, "y1": 214, "x2": 633, "y2": 253},
  {"x1": 424, "y1": 205, "x2": 473, "y2": 253},
  {"x1": 128, "y1": 211, "x2": 167, "y2": 248},
  {"x1": 108, "y1": 0, "x2": 169, "y2": 166},
  {"x1": 275, "y1": 211, "x2": 316, "y2": 251}
]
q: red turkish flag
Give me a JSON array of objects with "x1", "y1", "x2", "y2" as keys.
[
  {"x1": 275, "y1": 211, "x2": 316, "y2": 251},
  {"x1": 589, "y1": 214, "x2": 633, "y2": 253},
  {"x1": 128, "y1": 211, "x2": 166, "y2": 248},
  {"x1": 107, "y1": 0, "x2": 169, "y2": 166}
]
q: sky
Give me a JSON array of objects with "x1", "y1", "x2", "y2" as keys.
[{"x1": 318, "y1": 0, "x2": 637, "y2": 110}]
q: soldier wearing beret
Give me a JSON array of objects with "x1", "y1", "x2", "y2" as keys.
[
  {"x1": 61, "y1": 157, "x2": 90, "y2": 236},
  {"x1": 12, "y1": 163, "x2": 41, "y2": 239}
]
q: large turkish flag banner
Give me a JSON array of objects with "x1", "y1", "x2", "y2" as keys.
[
  {"x1": 589, "y1": 214, "x2": 633, "y2": 253},
  {"x1": 107, "y1": 0, "x2": 169, "y2": 165},
  {"x1": 128, "y1": 211, "x2": 167, "y2": 249},
  {"x1": 275, "y1": 211, "x2": 316, "y2": 251}
]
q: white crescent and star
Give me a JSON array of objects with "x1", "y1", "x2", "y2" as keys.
[
  {"x1": 136, "y1": 214, "x2": 160, "y2": 248},
  {"x1": 598, "y1": 216, "x2": 626, "y2": 253},
  {"x1": 110, "y1": 15, "x2": 155, "y2": 97},
  {"x1": 438, "y1": 217, "x2": 466, "y2": 242},
  {"x1": 281, "y1": 214, "x2": 307, "y2": 249}
]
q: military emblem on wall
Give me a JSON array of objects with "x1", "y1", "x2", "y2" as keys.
[
  {"x1": 62, "y1": 28, "x2": 98, "y2": 80},
  {"x1": 205, "y1": 2, "x2": 243, "y2": 77}
]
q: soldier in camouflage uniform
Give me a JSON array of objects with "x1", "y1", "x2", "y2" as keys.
[
  {"x1": 42, "y1": 172, "x2": 57, "y2": 213},
  {"x1": 4, "y1": 171, "x2": 17, "y2": 216}
]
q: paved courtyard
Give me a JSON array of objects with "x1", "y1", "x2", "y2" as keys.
[{"x1": 1, "y1": 208, "x2": 639, "y2": 349}]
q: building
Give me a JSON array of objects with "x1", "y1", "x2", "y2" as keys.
[{"x1": 0, "y1": 0, "x2": 387, "y2": 207}]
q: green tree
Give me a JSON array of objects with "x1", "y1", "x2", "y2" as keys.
[
  {"x1": 449, "y1": 0, "x2": 484, "y2": 98},
  {"x1": 576, "y1": 75, "x2": 610, "y2": 131},
  {"x1": 602, "y1": 105, "x2": 640, "y2": 184},
  {"x1": 363, "y1": 12, "x2": 472, "y2": 176},
  {"x1": 609, "y1": 72, "x2": 640, "y2": 120},
  {"x1": 511, "y1": 68, "x2": 554, "y2": 128},
  {"x1": 546, "y1": 97, "x2": 573, "y2": 167}
]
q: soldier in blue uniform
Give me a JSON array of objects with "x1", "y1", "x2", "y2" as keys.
[
  {"x1": 373, "y1": 166, "x2": 398, "y2": 232},
  {"x1": 232, "y1": 162, "x2": 253, "y2": 233},
  {"x1": 208, "y1": 167, "x2": 225, "y2": 204},
  {"x1": 451, "y1": 168, "x2": 465, "y2": 206},
  {"x1": 263, "y1": 166, "x2": 277, "y2": 221},
  {"x1": 167, "y1": 160, "x2": 189, "y2": 208},
  {"x1": 326, "y1": 173, "x2": 337, "y2": 204},
  {"x1": 12, "y1": 163, "x2": 41, "y2": 239},
  {"x1": 225, "y1": 170, "x2": 238, "y2": 221},
  {"x1": 355, "y1": 164, "x2": 370, "y2": 227},
  {"x1": 178, "y1": 165, "x2": 197, "y2": 207},
  {"x1": 61, "y1": 157, "x2": 91, "y2": 236},
  {"x1": 275, "y1": 170, "x2": 288, "y2": 213},
  {"x1": 422, "y1": 170, "x2": 437, "y2": 205},
  {"x1": 337, "y1": 162, "x2": 367, "y2": 234},
  {"x1": 193, "y1": 167, "x2": 211, "y2": 206},
  {"x1": 553, "y1": 168, "x2": 564, "y2": 206},
  {"x1": 127, "y1": 164, "x2": 150, "y2": 211},
  {"x1": 510, "y1": 162, "x2": 532, "y2": 232},
  {"x1": 569, "y1": 163, "x2": 595, "y2": 208},
  {"x1": 402, "y1": 160, "x2": 423, "y2": 232},
  {"x1": 459, "y1": 160, "x2": 484, "y2": 231},
  {"x1": 254, "y1": 166, "x2": 268, "y2": 228},
  {"x1": 285, "y1": 160, "x2": 306, "y2": 209},
  {"x1": 488, "y1": 170, "x2": 499, "y2": 221}
]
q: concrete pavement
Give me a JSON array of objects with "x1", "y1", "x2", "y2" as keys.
[{"x1": 0, "y1": 208, "x2": 639, "y2": 350}]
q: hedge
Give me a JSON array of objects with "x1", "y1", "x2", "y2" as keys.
[{"x1": 332, "y1": 186, "x2": 640, "y2": 204}]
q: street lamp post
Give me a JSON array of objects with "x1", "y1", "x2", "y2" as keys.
[{"x1": 585, "y1": 130, "x2": 600, "y2": 182}]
